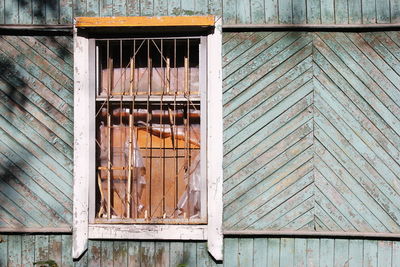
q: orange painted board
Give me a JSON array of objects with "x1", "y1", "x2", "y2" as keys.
[{"x1": 75, "y1": 16, "x2": 215, "y2": 27}]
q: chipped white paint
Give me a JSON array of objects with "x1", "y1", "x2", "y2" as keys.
[
  {"x1": 88, "y1": 224, "x2": 207, "y2": 239},
  {"x1": 207, "y1": 16, "x2": 224, "y2": 261},
  {"x1": 72, "y1": 17, "x2": 223, "y2": 261},
  {"x1": 72, "y1": 26, "x2": 93, "y2": 259}
]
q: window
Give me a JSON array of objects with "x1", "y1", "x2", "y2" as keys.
[
  {"x1": 94, "y1": 37, "x2": 205, "y2": 223},
  {"x1": 72, "y1": 16, "x2": 223, "y2": 260}
]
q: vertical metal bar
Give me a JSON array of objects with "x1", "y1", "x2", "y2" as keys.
[
  {"x1": 127, "y1": 114, "x2": 133, "y2": 218},
  {"x1": 107, "y1": 114, "x2": 111, "y2": 219},
  {"x1": 106, "y1": 40, "x2": 112, "y2": 220},
  {"x1": 160, "y1": 39, "x2": 166, "y2": 217},
  {"x1": 173, "y1": 39, "x2": 178, "y2": 214},
  {"x1": 130, "y1": 57, "x2": 135, "y2": 96},
  {"x1": 185, "y1": 39, "x2": 190, "y2": 217},
  {"x1": 132, "y1": 39, "x2": 138, "y2": 219},
  {"x1": 146, "y1": 39, "x2": 152, "y2": 219},
  {"x1": 166, "y1": 57, "x2": 170, "y2": 94}
]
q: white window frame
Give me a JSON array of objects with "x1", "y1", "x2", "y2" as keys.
[{"x1": 72, "y1": 17, "x2": 223, "y2": 261}]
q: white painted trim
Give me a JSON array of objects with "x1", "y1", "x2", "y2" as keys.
[
  {"x1": 206, "y1": 17, "x2": 223, "y2": 261},
  {"x1": 89, "y1": 224, "x2": 207, "y2": 239},
  {"x1": 73, "y1": 19, "x2": 223, "y2": 261},
  {"x1": 72, "y1": 27, "x2": 90, "y2": 259}
]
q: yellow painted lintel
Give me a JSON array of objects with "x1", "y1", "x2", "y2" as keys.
[{"x1": 75, "y1": 16, "x2": 215, "y2": 27}]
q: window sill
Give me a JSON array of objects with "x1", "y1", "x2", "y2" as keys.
[{"x1": 88, "y1": 224, "x2": 207, "y2": 240}]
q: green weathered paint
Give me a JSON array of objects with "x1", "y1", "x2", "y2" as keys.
[
  {"x1": 0, "y1": 0, "x2": 399, "y2": 25},
  {"x1": 223, "y1": 31, "x2": 400, "y2": 233}
]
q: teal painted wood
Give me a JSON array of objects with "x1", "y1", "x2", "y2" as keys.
[
  {"x1": 278, "y1": 0, "x2": 292, "y2": 23},
  {"x1": 0, "y1": 236, "x2": 396, "y2": 266},
  {"x1": 348, "y1": 0, "x2": 362, "y2": 23},
  {"x1": 223, "y1": 31, "x2": 400, "y2": 233},
  {"x1": 0, "y1": 35, "x2": 73, "y2": 229},
  {"x1": 0, "y1": 0, "x2": 400, "y2": 25},
  {"x1": 292, "y1": 0, "x2": 306, "y2": 24}
]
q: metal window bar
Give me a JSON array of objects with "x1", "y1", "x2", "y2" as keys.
[{"x1": 95, "y1": 38, "x2": 202, "y2": 223}]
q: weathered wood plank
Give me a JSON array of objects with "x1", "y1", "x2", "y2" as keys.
[
  {"x1": 264, "y1": 0, "x2": 278, "y2": 23},
  {"x1": 74, "y1": 0, "x2": 86, "y2": 17},
  {"x1": 0, "y1": 235, "x2": 7, "y2": 266},
  {"x1": 253, "y1": 238, "x2": 267, "y2": 267},
  {"x1": 392, "y1": 0, "x2": 400, "y2": 23},
  {"x1": 60, "y1": 0, "x2": 73, "y2": 24},
  {"x1": 364, "y1": 240, "x2": 378, "y2": 267},
  {"x1": 194, "y1": 0, "x2": 208, "y2": 15},
  {"x1": 334, "y1": 239, "x2": 349, "y2": 266},
  {"x1": 334, "y1": 0, "x2": 348, "y2": 24},
  {"x1": 46, "y1": 0, "x2": 60, "y2": 24},
  {"x1": 19, "y1": 0, "x2": 33, "y2": 24},
  {"x1": 393, "y1": 241, "x2": 400, "y2": 267},
  {"x1": 267, "y1": 238, "x2": 280, "y2": 266},
  {"x1": 320, "y1": 0, "x2": 334, "y2": 23},
  {"x1": 280, "y1": 238, "x2": 294, "y2": 266},
  {"x1": 0, "y1": 142, "x2": 73, "y2": 222},
  {"x1": 293, "y1": 0, "x2": 306, "y2": 24},
  {"x1": 183, "y1": 242, "x2": 197, "y2": 267},
  {"x1": 87, "y1": 240, "x2": 101, "y2": 267},
  {"x1": 49, "y1": 235, "x2": 63, "y2": 266},
  {"x1": 278, "y1": 0, "x2": 292, "y2": 23},
  {"x1": 251, "y1": 0, "x2": 264, "y2": 23},
  {"x1": 224, "y1": 238, "x2": 238, "y2": 267},
  {"x1": 168, "y1": 0, "x2": 181, "y2": 16},
  {"x1": 169, "y1": 242, "x2": 184, "y2": 267},
  {"x1": 208, "y1": 0, "x2": 222, "y2": 16},
  {"x1": 100, "y1": 240, "x2": 113, "y2": 266},
  {"x1": 35, "y1": 235, "x2": 49, "y2": 262},
  {"x1": 100, "y1": 0, "x2": 113, "y2": 16},
  {"x1": 236, "y1": 0, "x2": 251, "y2": 24},
  {"x1": 21, "y1": 235, "x2": 35, "y2": 266},
  {"x1": 86, "y1": 0, "x2": 100, "y2": 16},
  {"x1": 154, "y1": 0, "x2": 168, "y2": 16},
  {"x1": 320, "y1": 239, "x2": 334, "y2": 267},
  {"x1": 61, "y1": 235, "x2": 74, "y2": 267},
  {"x1": 377, "y1": 241, "x2": 392, "y2": 267},
  {"x1": 349, "y1": 239, "x2": 363, "y2": 267},
  {"x1": 8, "y1": 235, "x2": 22, "y2": 267},
  {"x1": 306, "y1": 239, "x2": 320, "y2": 267},
  {"x1": 222, "y1": 0, "x2": 236, "y2": 24},
  {"x1": 307, "y1": 0, "x2": 321, "y2": 23},
  {"x1": 4, "y1": 0, "x2": 18, "y2": 24},
  {"x1": 128, "y1": 241, "x2": 141, "y2": 265},
  {"x1": 141, "y1": 0, "x2": 154, "y2": 16},
  {"x1": 155, "y1": 242, "x2": 169, "y2": 267},
  {"x1": 348, "y1": 0, "x2": 362, "y2": 23},
  {"x1": 238, "y1": 238, "x2": 253, "y2": 266},
  {"x1": 113, "y1": 241, "x2": 128, "y2": 266},
  {"x1": 362, "y1": 0, "x2": 376, "y2": 23},
  {"x1": 376, "y1": 0, "x2": 390, "y2": 23}
]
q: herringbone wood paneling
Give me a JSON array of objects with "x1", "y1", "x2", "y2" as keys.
[
  {"x1": 223, "y1": 32, "x2": 315, "y2": 231},
  {"x1": 0, "y1": 36, "x2": 73, "y2": 228},
  {"x1": 223, "y1": 32, "x2": 400, "y2": 232}
]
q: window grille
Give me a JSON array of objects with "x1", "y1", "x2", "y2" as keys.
[{"x1": 94, "y1": 38, "x2": 204, "y2": 223}]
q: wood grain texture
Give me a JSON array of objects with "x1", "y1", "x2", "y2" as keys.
[
  {"x1": 0, "y1": 235, "x2": 399, "y2": 266},
  {"x1": 0, "y1": 0, "x2": 399, "y2": 25},
  {"x1": 223, "y1": 31, "x2": 400, "y2": 233},
  {"x1": 0, "y1": 35, "x2": 73, "y2": 229}
]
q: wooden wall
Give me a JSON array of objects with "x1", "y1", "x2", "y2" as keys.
[
  {"x1": 0, "y1": 34, "x2": 73, "y2": 229},
  {"x1": 0, "y1": 0, "x2": 399, "y2": 25},
  {"x1": 2, "y1": 234, "x2": 400, "y2": 266},
  {"x1": 223, "y1": 31, "x2": 400, "y2": 232}
]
